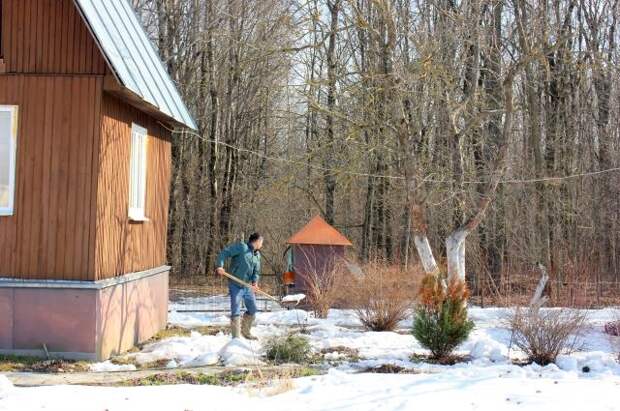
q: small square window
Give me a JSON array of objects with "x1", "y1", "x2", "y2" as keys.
[{"x1": 128, "y1": 123, "x2": 148, "y2": 221}]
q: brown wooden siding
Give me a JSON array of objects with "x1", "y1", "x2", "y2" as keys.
[
  {"x1": 1, "y1": 0, "x2": 107, "y2": 74},
  {"x1": 95, "y1": 93, "x2": 171, "y2": 280},
  {"x1": 0, "y1": 75, "x2": 102, "y2": 280}
]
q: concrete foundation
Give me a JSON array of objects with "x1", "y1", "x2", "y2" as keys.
[{"x1": 0, "y1": 266, "x2": 169, "y2": 360}]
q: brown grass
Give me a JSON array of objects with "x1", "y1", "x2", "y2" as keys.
[
  {"x1": 469, "y1": 256, "x2": 620, "y2": 308},
  {"x1": 346, "y1": 262, "x2": 423, "y2": 331},
  {"x1": 0, "y1": 356, "x2": 91, "y2": 373}
]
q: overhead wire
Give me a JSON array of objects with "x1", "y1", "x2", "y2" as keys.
[{"x1": 161, "y1": 124, "x2": 620, "y2": 185}]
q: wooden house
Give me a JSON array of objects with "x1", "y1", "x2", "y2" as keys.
[
  {"x1": 0, "y1": 0, "x2": 196, "y2": 360},
  {"x1": 285, "y1": 216, "x2": 352, "y2": 292}
]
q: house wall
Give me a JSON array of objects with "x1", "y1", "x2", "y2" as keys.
[
  {"x1": 0, "y1": 0, "x2": 173, "y2": 359},
  {"x1": 0, "y1": 0, "x2": 107, "y2": 75},
  {"x1": 94, "y1": 93, "x2": 172, "y2": 280},
  {"x1": 0, "y1": 75, "x2": 102, "y2": 280},
  {"x1": 0, "y1": 1, "x2": 173, "y2": 281}
]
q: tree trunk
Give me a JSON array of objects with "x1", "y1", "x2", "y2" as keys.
[{"x1": 323, "y1": 0, "x2": 340, "y2": 225}]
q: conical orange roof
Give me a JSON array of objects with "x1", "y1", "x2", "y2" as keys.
[{"x1": 287, "y1": 216, "x2": 353, "y2": 246}]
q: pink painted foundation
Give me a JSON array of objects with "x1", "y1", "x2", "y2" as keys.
[{"x1": 0, "y1": 267, "x2": 168, "y2": 360}]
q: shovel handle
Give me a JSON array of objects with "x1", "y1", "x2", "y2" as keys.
[{"x1": 219, "y1": 270, "x2": 280, "y2": 303}]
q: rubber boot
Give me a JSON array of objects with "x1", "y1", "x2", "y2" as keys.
[
  {"x1": 231, "y1": 316, "x2": 241, "y2": 339},
  {"x1": 241, "y1": 313, "x2": 258, "y2": 340}
]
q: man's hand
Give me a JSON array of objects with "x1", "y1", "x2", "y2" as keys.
[
  {"x1": 215, "y1": 267, "x2": 225, "y2": 276},
  {"x1": 251, "y1": 282, "x2": 259, "y2": 292}
]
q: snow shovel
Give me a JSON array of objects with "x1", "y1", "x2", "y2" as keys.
[{"x1": 219, "y1": 270, "x2": 305, "y2": 308}]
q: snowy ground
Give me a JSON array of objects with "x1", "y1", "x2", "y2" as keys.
[{"x1": 1, "y1": 296, "x2": 619, "y2": 411}]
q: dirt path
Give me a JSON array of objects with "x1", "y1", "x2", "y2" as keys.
[{"x1": 4, "y1": 364, "x2": 308, "y2": 387}]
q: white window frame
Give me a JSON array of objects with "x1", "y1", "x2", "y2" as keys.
[
  {"x1": 128, "y1": 123, "x2": 148, "y2": 221},
  {"x1": 0, "y1": 105, "x2": 18, "y2": 216}
]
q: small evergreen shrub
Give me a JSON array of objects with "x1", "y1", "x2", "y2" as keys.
[
  {"x1": 265, "y1": 334, "x2": 312, "y2": 364},
  {"x1": 412, "y1": 274, "x2": 474, "y2": 360}
]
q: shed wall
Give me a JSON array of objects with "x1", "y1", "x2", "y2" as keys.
[{"x1": 291, "y1": 244, "x2": 346, "y2": 291}]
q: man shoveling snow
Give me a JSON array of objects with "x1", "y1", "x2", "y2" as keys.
[{"x1": 216, "y1": 233, "x2": 263, "y2": 340}]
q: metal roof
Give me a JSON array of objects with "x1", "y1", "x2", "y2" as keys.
[
  {"x1": 287, "y1": 216, "x2": 353, "y2": 246},
  {"x1": 74, "y1": 0, "x2": 197, "y2": 130}
]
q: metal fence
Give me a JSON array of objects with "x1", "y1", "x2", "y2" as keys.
[
  {"x1": 169, "y1": 270, "x2": 620, "y2": 313},
  {"x1": 169, "y1": 273, "x2": 284, "y2": 313}
]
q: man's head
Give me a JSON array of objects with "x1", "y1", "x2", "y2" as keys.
[{"x1": 248, "y1": 232, "x2": 264, "y2": 251}]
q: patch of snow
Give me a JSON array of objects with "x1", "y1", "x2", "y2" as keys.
[
  {"x1": 281, "y1": 294, "x2": 306, "y2": 304},
  {"x1": 4, "y1": 368, "x2": 620, "y2": 411},
  {"x1": 465, "y1": 333, "x2": 509, "y2": 363},
  {"x1": 0, "y1": 374, "x2": 14, "y2": 399},
  {"x1": 89, "y1": 361, "x2": 137, "y2": 372},
  {"x1": 555, "y1": 355, "x2": 578, "y2": 372},
  {"x1": 218, "y1": 338, "x2": 264, "y2": 367},
  {"x1": 130, "y1": 332, "x2": 229, "y2": 367},
  {"x1": 121, "y1": 330, "x2": 265, "y2": 368},
  {"x1": 3, "y1": 305, "x2": 620, "y2": 410}
]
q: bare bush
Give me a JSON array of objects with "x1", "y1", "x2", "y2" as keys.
[
  {"x1": 507, "y1": 307, "x2": 587, "y2": 365},
  {"x1": 305, "y1": 263, "x2": 346, "y2": 319},
  {"x1": 348, "y1": 263, "x2": 422, "y2": 331}
]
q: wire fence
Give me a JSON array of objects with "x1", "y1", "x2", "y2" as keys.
[
  {"x1": 169, "y1": 273, "x2": 285, "y2": 313},
  {"x1": 169, "y1": 270, "x2": 620, "y2": 314}
]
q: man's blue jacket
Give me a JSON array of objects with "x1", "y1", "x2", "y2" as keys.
[{"x1": 216, "y1": 242, "x2": 261, "y2": 285}]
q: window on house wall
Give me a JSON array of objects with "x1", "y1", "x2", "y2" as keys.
[
  {"x1": 128, "y1": 123, "x2": 148, "y2": 221},
  {"x1": 0, "y1": 105, "x2": 18, "y2": 216}
]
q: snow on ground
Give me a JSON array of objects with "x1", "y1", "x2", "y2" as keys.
[
  {"x1": 0, "y1": 375, "x2": 13, "y2": 400},
  {"x1": 89, "y1": 361, "x2": 137, "y2": 373},
  {"x1": 281, "y1": 293, "x2": 306, "y2": 303},
  {"x1": 2, "y1": 295, "x2": 620, "y2": 411},
  {"x1": 2, "y1": 366, "x2": 620, "y2": 411},
  {"x1": 163, "y1": 297, "x2": 620, "y2": 373}
]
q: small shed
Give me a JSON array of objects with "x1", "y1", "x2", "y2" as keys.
[
  {"x1": 0, "y1": 0, "x2": 196, "y2": 360},
  {"x1": 285, "y1": 216, "x2": 352, "y2": 291}
]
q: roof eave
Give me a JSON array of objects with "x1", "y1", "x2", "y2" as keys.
[
  {"x1": 74, "y1": 0, "x2": 198, "y2": 132},
  {"x1": 103, "y1": 75, "x2": 196, "y2": 131},
  {"x1": 286, "y1": 240, "x2": 353, "y2": 247}
]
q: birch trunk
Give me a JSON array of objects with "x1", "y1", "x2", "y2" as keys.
[
  {"x1": 414, "y1": 235, "x2": 439, "y2": 274},
  {"x1": 446, "y1": 228, "x2": 467, "y2": 281}
]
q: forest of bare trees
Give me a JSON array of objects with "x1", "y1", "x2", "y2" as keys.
[{"x1": 132, "y1": 0, "x2": 619, "y2": 302}]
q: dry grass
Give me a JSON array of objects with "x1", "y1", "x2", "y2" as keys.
[
  {"x1": 507, "y1": 307, "x2": 588, "y2": 365},
  {"x1": 0, "y1": 355, "x2": 91, "y2": 373},
  {"x1": 346, "y1": 262, "x2": 422, "y2": 331},
  {"x1": 469, "y1": 258, "x2": 620, "y2": 308},
  {"x1": 123, "y1": 370, "x2": 250, "y2": 386},
  {"x1": 261, "y1": 377, "x2": 296, "y2": 396},
  {"x1": 245, "y1": 367, "x2": 320, "y2": 397}
]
